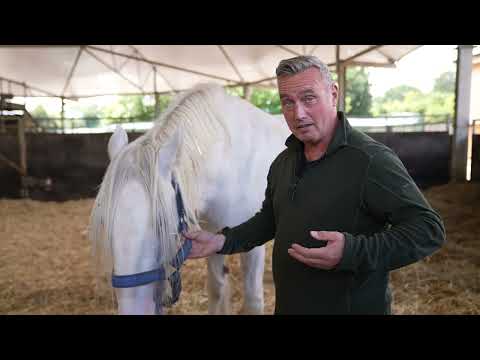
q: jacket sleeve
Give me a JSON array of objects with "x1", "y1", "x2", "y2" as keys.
[
  {"x1": 217, "y1": 165, "x2": 276, "y2": 254},
  {"x1": 336, "y1": 149, "x2": 446, "y2": 273}
]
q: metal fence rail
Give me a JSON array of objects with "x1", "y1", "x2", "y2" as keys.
[{"x1": 29, "y1": 114, "x2": 455, "y2": 134}]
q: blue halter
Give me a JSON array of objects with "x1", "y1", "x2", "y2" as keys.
[{"x1": 111, "y1": 178, "x2": 192, "y2": 307}]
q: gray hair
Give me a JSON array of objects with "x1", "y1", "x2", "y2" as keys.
[{"x1": 276, "y1": 55, "x2": 333, "y2": 86}]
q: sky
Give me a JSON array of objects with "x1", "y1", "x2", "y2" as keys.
[
  {"x1": 15, "y1": 45, "x2": 464, "y2": 116},
  {"x1": 367, "y1": 45, "x2": 458, "y2": 98}
]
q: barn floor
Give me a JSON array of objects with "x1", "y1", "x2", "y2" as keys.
[{"x1": 1, "y1": 182, "x2": 479, "y2": 315}]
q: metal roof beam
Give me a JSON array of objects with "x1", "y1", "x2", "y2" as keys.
[
  {"x1": 375, "y1": 48, "x2": 396, "y2": 63},
  {"x1": 349, "y1": 61, "x2": 396, "y2": 68},
  {"x1": 61, "y1": 47, "x2": 84, "y2": 96},
  {"x1": 218, "y1": 45, "x2": 244, "y2": 82},
  {"x1": 83, "y1": 47, "x2": 144, "y2": 92},
  {"x1": 0, "y1": 76, "x2": 57, "y2": 97},
  {"x1": 341, "y1": 45, "x2": 384, "y2": 65},
  {"x1": 86, "y1": 45, "x2": 239, "y2": 83},
  {"x1": 129, "y1": 45, "x2": 178, "y2": 93},
  {"x1": 277, "y1": 45, "x2": 303, "y2": 57},
  {"x1": 309, "y1": 45, "x2": 319, "y2": 55}
]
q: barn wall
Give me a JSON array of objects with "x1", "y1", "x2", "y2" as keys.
[
  {"x1": 1, "y1": 131, "x2": 451, "y2": 200},
  {"x1": 368, "y1": 132, "x2": 451, "y2": 188},
  {"x1": 0, "y1": 133, "x2": 142, "y2": 200}
]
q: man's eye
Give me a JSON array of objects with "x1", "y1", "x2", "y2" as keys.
[
  {"x1": 282, "y1": 100, "x2": 294, "y2": 108},
  {"x1": 304, "y1": 96, "x2": 316, "y2": 103}
]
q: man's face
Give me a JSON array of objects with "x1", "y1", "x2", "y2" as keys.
[{"x1": 277, "y1": 67, "x2": 339, "y2": 146}]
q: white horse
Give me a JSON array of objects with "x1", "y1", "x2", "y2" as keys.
[{"x1": 89, "y1": 84, "x2": 290, "y2": 315}]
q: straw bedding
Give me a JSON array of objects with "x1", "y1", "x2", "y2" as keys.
[{"x1": 1, "y1": 182, "x2": 478, "y2": 314}]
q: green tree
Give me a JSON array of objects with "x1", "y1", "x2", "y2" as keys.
[
  {"x1": 371, "y1": 85, "x2": 424, "y2": 116},
  {"x1": 226, "y1": 86, "x2": 282, "y2": 114},
  {"x1": 225, "y1": 86, "x2": 244, "y2": 98},
  {"x1": 250, "y1": 88, "x2": 282, "y2": 114},
  {"x1": 31, "y1": 105, "x2": 49, "y2": 119},
  {"x1": 101, "y1": 94, "x2": 172, "y2": 124},
  {"x1": 383, "y1": 85, "x2": 423, "y2": 102},
  {"x1": 151, "y1": 94, "x2": 173, "y2": 118},
  {"x1": 82, "y1": 104, "x2": 101, "y2": 128},
  {"x1": 371, "y1": 71, "x2": 455, "y2": 121},
  {"x1": 433, "y1": 71, "x2": 455, "y2": 93},
  {"x1": 30, "y1": 104, "x2": 59, "y2": 128},
  {"x1": 345, "y1": 67, "x2": 373, "y2": 116}
]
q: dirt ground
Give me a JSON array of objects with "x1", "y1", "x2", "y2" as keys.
[{"x1": 1, "y1": 182, "x2": 479, "y2": 315}]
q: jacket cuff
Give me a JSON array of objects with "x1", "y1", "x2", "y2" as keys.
[
  {"x1": 335, "y1": 232, "x2": 356, "y2": 272},
  {"x1": 216, "y1": 227, "x2": 231, "y2": 254}
]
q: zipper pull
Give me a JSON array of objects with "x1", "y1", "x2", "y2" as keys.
[{"x1": 290, "y1": 179, "x2": 299, "y2": 201}]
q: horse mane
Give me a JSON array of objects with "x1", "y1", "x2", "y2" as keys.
[{"x1": 89, "y1": 83, "x2": 231, "y2": 277}]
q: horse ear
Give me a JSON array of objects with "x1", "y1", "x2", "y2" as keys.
[
  {"x1": 157, "y1": 129, "x2": 180, "y2": 178},
  {"x1": 108, "y1": 125, "x2": 129, "y2": 160}
]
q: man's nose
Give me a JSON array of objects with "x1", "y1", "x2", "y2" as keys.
[{"x1": 294, "y1": 102, "x2": 307, "y2": 120}]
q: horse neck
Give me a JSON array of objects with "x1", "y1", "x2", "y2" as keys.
[{"x1": 185, "y1": 106, "x2": 289, "y2": 231}]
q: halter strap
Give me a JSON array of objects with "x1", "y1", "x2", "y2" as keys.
[
  {"x1": 172, "y1": 178, "x2": 189, "y2": 234},
  {"x1": 111, "y1": 239, "x2": 191, "y2": 288},
  {"x1": 111, "y1": 177, "x2": 191, "y2": 289}
]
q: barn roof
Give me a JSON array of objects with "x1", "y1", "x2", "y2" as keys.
[{"x1": 0, "y1": 45, "x2": 420, "y2": 99}]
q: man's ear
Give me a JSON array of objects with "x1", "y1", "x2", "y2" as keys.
[
  {"x1": 108, "y1": 125, "x2": 128, "y2": 160},
  {"x1": 331, "y1": 83, "x2": 339, "y2": 109}
]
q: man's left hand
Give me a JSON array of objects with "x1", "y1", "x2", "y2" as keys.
[{"x1": 288, "y1": 231, "x2": 345, "y2": 270}]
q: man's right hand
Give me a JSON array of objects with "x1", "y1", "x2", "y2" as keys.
[{"x1": 183, "y1": 230, "x2": 226, "y2": 259}]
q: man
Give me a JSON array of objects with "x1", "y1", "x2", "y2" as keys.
[{"x1": 183, "y1": 56, "x2": 446, "y2": 315}]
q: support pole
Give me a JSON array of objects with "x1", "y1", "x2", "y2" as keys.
[
  {"x1": 154, "y1": 92, "x2": 160, "y2": 118},
  {"x1": 0, "y1": 82, "x2": 3, "y2": 133},
  {"x1": 61, "y1": 97, "x2": 65, "y2": 133},
  {"x1": 153, "y1": 67, "x2": 160, "y2": 118},
  {"x1": 336, "y1": 45, "x2": 346, "y2": 112},
  {"x1": 451, "y1": 45, "x2": 474, "y2": 182},
  {"x1": 17, "y1": 114, "x2": 28, "y2": 197},
  {"x1": 0, "y1": 93, "x2": 4, "y2": 133},
  {"x1": 242, "y1": 84, "x2": 253, "y2": 101}
]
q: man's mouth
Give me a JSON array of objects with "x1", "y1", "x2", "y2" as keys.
[{"x1": 297, "y1": 124, "x2": 313, "y2": 129}]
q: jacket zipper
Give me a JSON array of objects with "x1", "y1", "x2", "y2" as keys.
[
  {"x1": 290, "y1": 176, "x2": 301, "y2": 201},
  {"x1": 290, "y1": 150, "x2": 305, "y2": 201}
]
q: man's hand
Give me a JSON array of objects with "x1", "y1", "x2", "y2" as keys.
[
  {"x1": 288, "y1": 231, "x2": 345, "y2": 270},
  {"x1": 183, "y1": 230, "x2": 226, "y2": 259}
]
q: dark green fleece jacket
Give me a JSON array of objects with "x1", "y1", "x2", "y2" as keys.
[{"x1": 219, "y1": 112, "x2": 446, "y2": 314}]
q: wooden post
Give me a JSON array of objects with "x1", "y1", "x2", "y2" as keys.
[
  {"x1": 242, "y1": 84, "x2": 253, "y2": 101},
  {"x1": 154, "y1": 92, "x2": 160, "y2": 118},
  {"x1": 61, "y1": 97, "x2": 65, "y2": 133},
  {"x1": 153, "y1": 67, "x2": 160, "y2": 118},
  {"x1": 0, "y1": 96, "x2": 4, "y2": 133},
  {"x1": 338, "y1": 64, "x2": 346, "y2": 112},
  {"x1": 17, "y1": 114, "x2": 28, "y2": 197},
  {"x1": 0, "y1": 84, "x2": 4, "y2": 133},
  {"x1": 336, "y1": 45, "x2": 346, "y2": 112}
]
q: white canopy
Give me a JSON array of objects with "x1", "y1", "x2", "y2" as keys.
[{"x1": 0, "y1": 45, "x2": 420, "y2": 99}]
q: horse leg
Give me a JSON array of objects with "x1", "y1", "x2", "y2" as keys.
[
  {"x1": 239, "y1": 245, "x2": 265, "y2": 315},
  {"x1": 207, "y1": 254, "x2": 231, "y2": 315}
]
